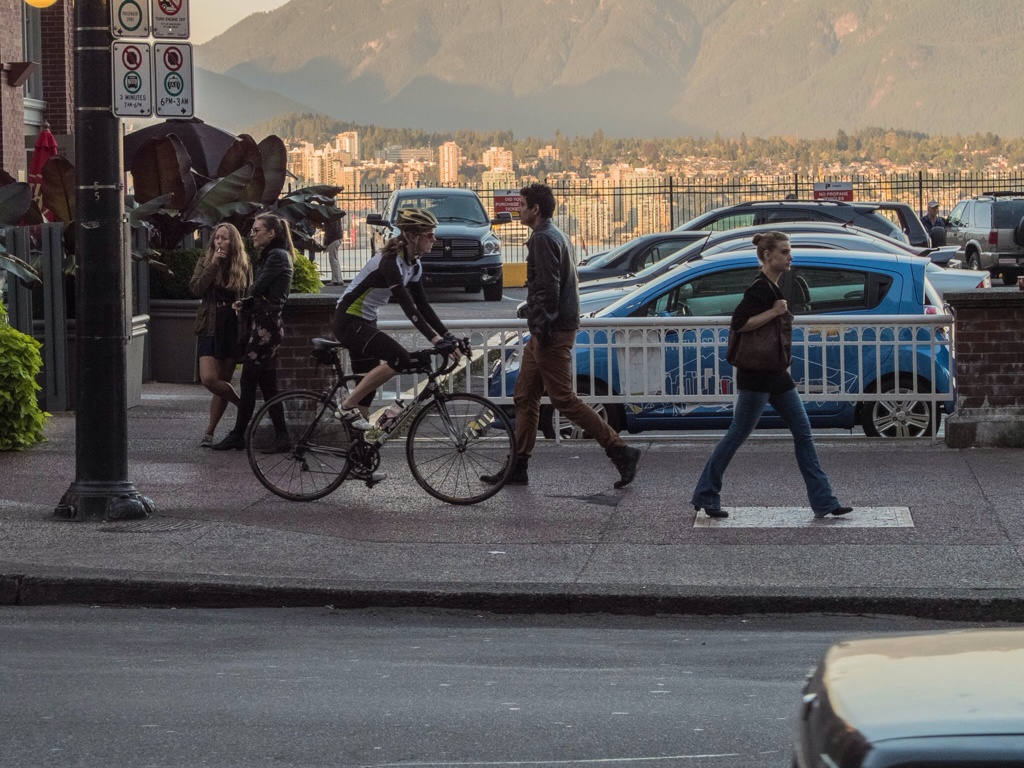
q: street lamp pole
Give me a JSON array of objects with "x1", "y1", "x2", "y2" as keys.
[{"x1": 54, "y1": 0, "x2": 153, "y2": 521}]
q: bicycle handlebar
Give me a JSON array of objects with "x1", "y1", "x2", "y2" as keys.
[{"x1": 413, "y1": 337, "x2": 471, "y2": 377}]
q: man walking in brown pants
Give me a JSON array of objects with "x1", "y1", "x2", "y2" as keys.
[{"x1": 482, "y1": 183, "x2": 641, "y2": 488}]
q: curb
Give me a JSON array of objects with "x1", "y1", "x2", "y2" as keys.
[{"x1": 4, "y1": 574, "x2": 1024, "y2": 622}]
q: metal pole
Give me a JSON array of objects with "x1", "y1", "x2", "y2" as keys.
[{"x1": 55, "y1": 0, "x2": 153, "y2": 522}]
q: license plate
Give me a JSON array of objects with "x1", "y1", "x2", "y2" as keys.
[{"x1": 999, "y1": 257, "x2": 1017, "y2": 265}]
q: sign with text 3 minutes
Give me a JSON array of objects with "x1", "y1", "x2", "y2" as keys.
[
  {"x1": 152, "y1": 0, "x2": 190, "y2": 39},
  {"x1": 154, "y1": 43, "x2": 194, "y2": 118},
  {"x1": 111, "y1": 0, "x2": 151, "y2": 38},
  {"x1": 112, "y1": 42, "x2": 153, "y2": 117}
]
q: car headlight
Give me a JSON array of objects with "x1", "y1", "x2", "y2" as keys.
[{"x1": 484, "y1": 235, "x2": 500, "y2": 255}]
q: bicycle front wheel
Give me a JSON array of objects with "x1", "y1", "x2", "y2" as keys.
[
  {"x1": 246, "y1": 390, "x2": 353, "y2": 502},
  {"x1": 406, "y1": 393, "x2": 516, "y2": 505}
]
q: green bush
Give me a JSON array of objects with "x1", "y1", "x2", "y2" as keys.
[
  {"x1": 291, "y1": 252, "x2": 322, "y2": 294},
  {"x1": 0, "y1": 312, "x2": 49, "y2": 450},
  {"x1": 149, "y1": 248, "x2": 203, "y2": 300}
]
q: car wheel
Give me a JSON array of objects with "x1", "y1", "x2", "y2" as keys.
[
  {"x1": 1002, "y1": 270, "x2": 1019, "y2": 286},
  {"x1": 966, "y1": 251, "x2": 981, "y2": 271},
  {"x1": 862, "y1": 376, "x2": 935, "y2": 438},
  {"x1": 483, "y1": 278, "x2": 503, "y2": 302},
  {"x1": 541, "y1": 379, "x2": 625, "y2": 440},
  {"x1": 1014, "y1": 215, "x2": 1024, "y2": 247}
]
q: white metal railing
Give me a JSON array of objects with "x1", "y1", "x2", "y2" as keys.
[{"x1": 360, "y1": 315, "x2": 955, "y2": 435}]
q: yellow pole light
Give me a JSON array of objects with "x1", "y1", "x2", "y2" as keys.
[{"x1": 24, "y1": 0, "x2": 59, "y2": 7}]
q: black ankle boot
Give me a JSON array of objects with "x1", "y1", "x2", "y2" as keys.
[
  {"x1": 210, "y1": 431, "x2": 245, "y2": 451},
  {"x1": 481, "y1": 455, "x2": 528, "y2": 485},
  {"x1": 606, "y1": 444, "x2": 641, "y2": 488}
]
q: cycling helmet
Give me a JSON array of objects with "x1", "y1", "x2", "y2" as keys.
[{"x1": 395, "y1": 208, "x2": 438, "y2": 232}]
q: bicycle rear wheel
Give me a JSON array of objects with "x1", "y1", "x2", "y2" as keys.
[
  {"x1": 246, "y1": 390, "x2": 353, "y2": 501},
  {"x1": 406, "y1": 392, "x2": 516, "y2": 505}
]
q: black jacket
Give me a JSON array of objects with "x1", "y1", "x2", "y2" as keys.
[
  {"x1": 524, "y1": 219, "x2": 579, "y2": 345},
  {"x1": 243, "y1": 237, "x2": 292, "y2": 313}
]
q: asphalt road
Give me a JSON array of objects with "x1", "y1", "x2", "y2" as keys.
[{"x1": 0, "y1": 607, "x2": 982, "y2": 768}]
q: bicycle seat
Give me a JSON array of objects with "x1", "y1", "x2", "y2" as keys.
[
  {"x1": 312, "y1": 337, "x2": 343, "y2": 349},
  {"x1": 311, "y1": 337, "x2": 344, "y2": 366}
]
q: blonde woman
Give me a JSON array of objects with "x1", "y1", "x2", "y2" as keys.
[{"x1": 190, "y1": 223, "x2": 252, "y2": 447}]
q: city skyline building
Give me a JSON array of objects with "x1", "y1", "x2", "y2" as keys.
[{"x1": 438, "y1": 141, "x2": 461, "y2": 184}]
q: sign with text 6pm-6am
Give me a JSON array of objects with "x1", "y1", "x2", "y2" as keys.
[{"x1": 154, "y1": 42, "x2": 194, "y2": 118}]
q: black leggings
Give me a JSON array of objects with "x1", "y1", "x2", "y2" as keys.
[
  {"x1": 333, "y1": 314, "x2": 412, "y2": 408},
  {"x1": 230, "y1": 361, "x2": 286, "y2": 436}
]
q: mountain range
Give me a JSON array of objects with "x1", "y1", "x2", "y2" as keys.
[{"x1": 192, "y1": 0, "x2": 1024, "y2": 139}]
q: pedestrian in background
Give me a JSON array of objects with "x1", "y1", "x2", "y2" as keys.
[
  {"x1": 482, "y1": 182, "x2": 641, "y2": 488},
  {"x1": 190, "y1": 223, "x2": 251, "y2": 447},
  {"x1": 211, "y1": 213, "x2": 293, "y2": 451},
  {"x1": 921, "y1": 200, "x2": 947, "y2": 235},
  {"x1": 324, "y1": 217, "x2": 344, "y2": 285},
  {"x1": 691, "y1": 231, "x2": 852, "y2": 520}
]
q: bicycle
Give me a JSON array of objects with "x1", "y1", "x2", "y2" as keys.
[{"x1": 245, "y1": 337, "x2": 517, "y2": 505}]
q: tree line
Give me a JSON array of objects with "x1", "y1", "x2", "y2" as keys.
[{"x1": 244, "y1": 113, "x2": 1024, "y2": 175}]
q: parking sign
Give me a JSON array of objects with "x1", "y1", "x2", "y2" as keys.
[
  {"x1": 112, "y1": 42, "x2": 153, "y2": 117},
  {"x1": 154, "y1": 42, "x2": 194, "y2": 118}
]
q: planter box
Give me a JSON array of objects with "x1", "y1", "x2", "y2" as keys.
[{"x1": 147, "y1": 299, "x2": 199, "y2": 384}]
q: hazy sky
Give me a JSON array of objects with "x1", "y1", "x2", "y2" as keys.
[{"x1": 189, "y1": 0, "x2": 290, "y2": 45}]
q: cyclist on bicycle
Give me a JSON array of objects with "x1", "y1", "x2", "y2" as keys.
[{"x1": 333, "y1": 207, "x2": 461, "y2": 431}]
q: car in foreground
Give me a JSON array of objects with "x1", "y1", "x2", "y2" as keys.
[
  {"x1": 577, "y1": 224, "x2": 987, "y2": 315},
  {"x1": 675, "y1": 200, "x2": 908, "y2": 244},
  {"x1": 945, "y1": 192, "x2": 1024, "y2": 284},
  {"x1": 794, "y1": 629, "x2": 1024, "y2": 768},
  {"x1": 366, "y1": 187, "x2": 509, "y2": 301},
  {"x1": 492, "y1": 249, "x2": 954, "y2": 439}
]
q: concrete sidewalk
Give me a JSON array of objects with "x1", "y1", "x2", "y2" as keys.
[{"x1": 2, "y1": 383, "x2": 1023, "y2": 620}]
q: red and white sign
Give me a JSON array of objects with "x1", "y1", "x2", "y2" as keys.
[
  {"x1": 812, "y1": 181, "x2": 853, "y2": 202},
  {"x1": 152, "y1": 0, "x2": 190, "y2": 40},
  {"x1": 154, "y1": 42, "x2": 194, "y2": 118},
  {"x1": 492, "y1": 189, "x2": 522, "y2": 218},
  {"x1": 112, "y1": 42, "x2": 153, "y2": 117}
]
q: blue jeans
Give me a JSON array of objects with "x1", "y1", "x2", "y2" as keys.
[{"x1": 691, "y1": 387, "x2": 840, "y2": 515}]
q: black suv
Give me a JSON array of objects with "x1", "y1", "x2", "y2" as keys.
[
  {"x1": 945, "y1": 192, "x2": 1024, "y2": 285},
  {"x1": 366, "y1": 188, "x2": 509, "y2": 301},
  {"x1": 675, "y1": 199, "x2": 916, "y2": 245}
]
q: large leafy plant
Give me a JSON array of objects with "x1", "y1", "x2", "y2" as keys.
[{"x1": 131, "y1": 133, "x2": 287, "y2": 248}]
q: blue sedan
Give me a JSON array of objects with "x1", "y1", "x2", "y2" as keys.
[{"x1": 491, "y1": 248, "x2": 954, "y2": 439}]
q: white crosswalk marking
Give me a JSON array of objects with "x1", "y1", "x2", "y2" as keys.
[{"x1": 693, "y1": 506, "x2": 913, "y2": 528}]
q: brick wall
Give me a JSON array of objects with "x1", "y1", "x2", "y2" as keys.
[
  {"x1": 0, "y1": 0, "x2": 26, "y2": 177},
  {"x1": 277, "y1": 294, "x2": 339, "y2": 394},
  {"x1": 944, "y1": 287, "x2": 1024, "y2": 447},
  {"x1": 41, "y1": 1, "x2": 73, "y2": 136}
]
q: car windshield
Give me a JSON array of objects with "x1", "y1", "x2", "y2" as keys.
[
  {"x1": 395, "y1": 195, "x2": 488, "y2": 225},
  {"x1": 631, "y1": 239, "x2": 708, "y2": 279},
  {"x1": 596, "y1": 259, "x2": 703, "y2": 317},
  {"x1": 582, "y1": 241, "x2": 635, "y2": 269}
]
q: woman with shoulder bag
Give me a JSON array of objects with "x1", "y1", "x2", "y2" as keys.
[
  {"x1": 211, "y1": 213, "x2": 293, "y2": 451},
  {"x1": 690, "y1": 231, "x2": 853, "y2": 520},
  {"x1": 190, "y1": 223, "x2": 252, "y2": 447}
]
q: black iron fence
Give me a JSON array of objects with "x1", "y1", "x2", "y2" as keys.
[{"x1": 314, "y1": 172, "x2": 1024, "y2": 281}]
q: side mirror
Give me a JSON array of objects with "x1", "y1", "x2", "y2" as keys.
[
  {"x1": 366, "y1": 212, "x2": 385, "y2": 226},
  {"x1": 490, "y1": 212, "x2": 514, "y2": 225}
]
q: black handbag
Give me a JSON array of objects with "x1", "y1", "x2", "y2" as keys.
[{"x1": 726, "y1": 313, "x2": 793, "y2": 373}]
